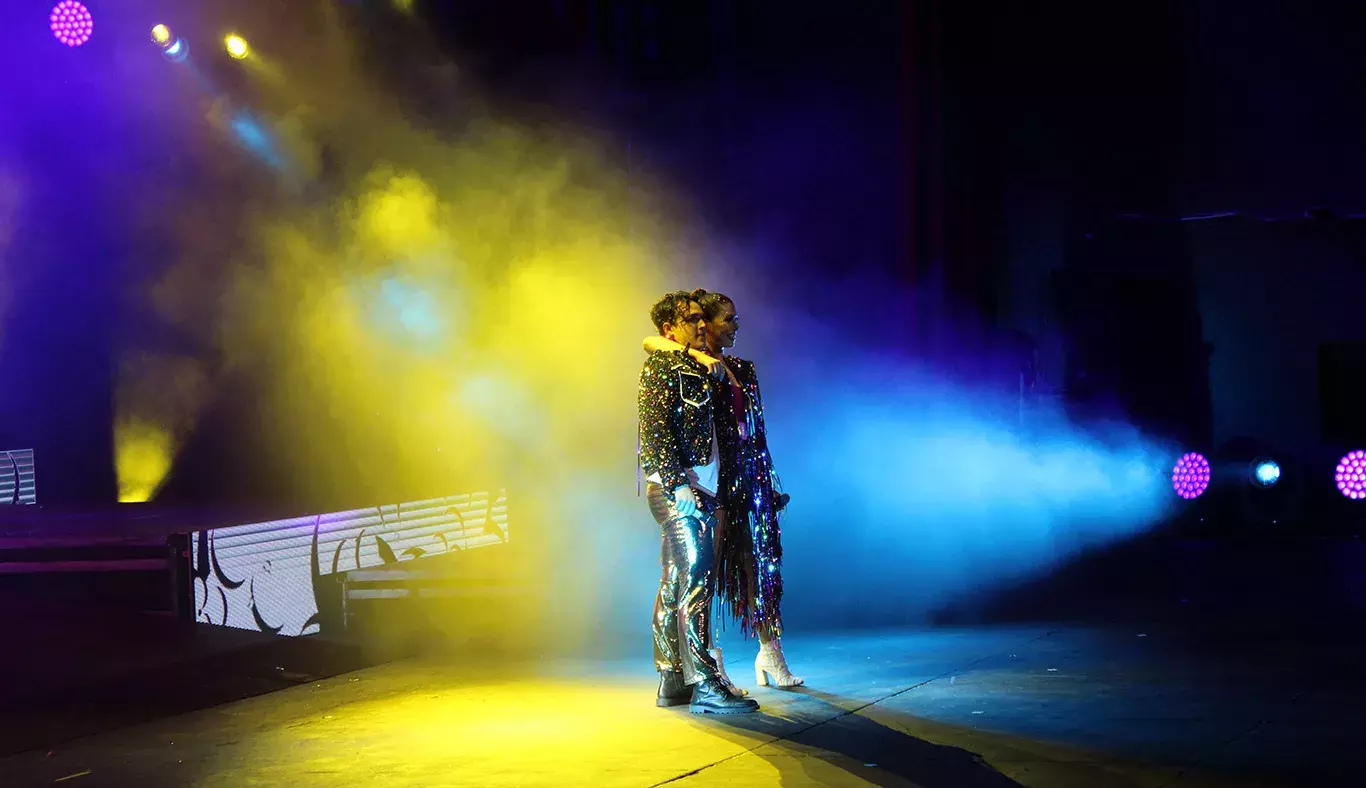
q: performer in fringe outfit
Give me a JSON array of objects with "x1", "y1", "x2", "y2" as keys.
[{"x1": 643, "y1": 289, "x2": 803, "y2": 691}]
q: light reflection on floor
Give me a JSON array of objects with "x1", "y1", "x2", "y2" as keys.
[{"x1": 0, "y1": 626, "x2": 1346, "y2": 788}]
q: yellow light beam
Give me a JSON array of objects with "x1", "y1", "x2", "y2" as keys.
[{"x1": 225, "y1": 34, "x2": 250, "y2": 60}]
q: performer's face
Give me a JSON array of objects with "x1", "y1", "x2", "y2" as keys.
[
  {"x1": 667, "y1": 301, "x2": 707, "y2": 350},
  {"x1": 705, "y1": 300, "x2": 739, "y2": 350}
]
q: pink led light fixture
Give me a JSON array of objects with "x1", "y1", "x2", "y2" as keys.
[
  {"x1": 1171, "y1": 452, "x2": 1211, "y2": 499},
  {"x1": 50, "y1": 1, "x2": 94, "y2": 48},
  {"x1": 1336, "y1": 450, "x2": 1366, "y2": 500}
]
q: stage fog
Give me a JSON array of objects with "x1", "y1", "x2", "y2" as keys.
[{"x1": 0, "y1": 2, "x2": 1177, "y2": 658}]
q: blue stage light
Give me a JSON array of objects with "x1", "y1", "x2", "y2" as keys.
[
  {"x1": 1251, "y1": 459, "x2": 1281, "y2": 488},
  {"x1": 152, "y1": 24, "x2": 190, "y2": 63},
  {"x1": 162, "y1": 37, "x2": 189, "y2": 62}
]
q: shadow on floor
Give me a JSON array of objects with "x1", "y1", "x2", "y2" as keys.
[
  {"x1": 697, "y1": 687, "x2": 1026, "y2": 788},
  {"x1": 696, "y1": 685, "x2": 1319, "y2": 788}
]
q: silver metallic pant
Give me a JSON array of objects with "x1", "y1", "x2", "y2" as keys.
[{"x1": 648, "y1": 482, "x2": 721, "y2": 685}]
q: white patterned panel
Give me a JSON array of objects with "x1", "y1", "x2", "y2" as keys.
[
  {"x1": 0, "y1": 449, "x2": 36, "y2": 505},
  {"x1": 191, "y1": 490, "x2": 508, "y2": 636}
]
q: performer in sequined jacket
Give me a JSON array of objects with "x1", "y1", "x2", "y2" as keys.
[
  {"x1": 638, "y1": 291, "x2": 759, "y2": 715},
  {"x1": 643, "y1": 289, "x2": 804, "y2": 692}
]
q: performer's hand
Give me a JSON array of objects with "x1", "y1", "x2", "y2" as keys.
[
  {"x1": 691, "y1": 351, "x2": 726, "y2": 380},
  {"x1": 673, "y1": 485, "x2": 700, "y2": 517}
]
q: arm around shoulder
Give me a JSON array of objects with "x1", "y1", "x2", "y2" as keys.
[{"x1": 643, "y1": 335, "x2": 683, "y2": 355}]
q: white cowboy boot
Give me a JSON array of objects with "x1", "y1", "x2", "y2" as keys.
[{"x1": 754, "y1": 637, "x2": 804, "y2": 688}]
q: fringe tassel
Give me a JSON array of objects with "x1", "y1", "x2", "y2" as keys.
[{"x1": 715, "y1": 459, "x2": 785, "y2": 639}]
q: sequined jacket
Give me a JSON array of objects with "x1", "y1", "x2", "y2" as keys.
[{"x1": 638, "y1": 350, "x2": 717, "y2": 494}]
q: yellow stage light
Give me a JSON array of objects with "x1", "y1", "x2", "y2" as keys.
[
  {"x1": 115, "y1": 419, "x2": 172, "y2": 503},
  {"x1": 224, "y1": 34, "x2": 249, "y2": 60},
  {"x1": 151, "y1": 24, "x2": 171, "y2": 46}
]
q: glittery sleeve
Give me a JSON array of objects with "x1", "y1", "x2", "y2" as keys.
[
  {"x1": 638, "y1": 352, "x2": 690, "y2": 494},
  {"x1": 733, "y1": 357, "x2": 778, "y2": 477}
]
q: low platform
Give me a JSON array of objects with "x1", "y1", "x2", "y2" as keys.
[
  {"x1": 0, "y1": 505, "x2": 209, "y2": 611},
  {"x1": 3, "y1": 622, "x2": 1360, "y2": 787},
  {"x1": 0, "y1": 503, "x2": 287, "y2": 545},
  {"x1": 0, "y1": 490, "x2": 513, "y2": 631}
]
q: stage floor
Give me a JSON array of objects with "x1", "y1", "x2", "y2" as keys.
[{"x1": 3, "y1": 623, "x2": 1359, "y2": 787}]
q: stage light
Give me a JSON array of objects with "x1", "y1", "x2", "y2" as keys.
[
  {"x1": 1336, "y1": 450, "x2": 1366, "y2": 500},
  {"x1": 224, "y1": 34, "x2": 250, "y2": 60},
  {"x1": 151, "y1": 23, "x2": 189, "y2": 63},
  {"x1": 162, "y1": 37, "x2": 189, "y2": 63},
  {"x1": 49, "y1": 1, "x2": 94, "y2": 48},
  {"x1": 1251, "y1": 458, "x2": 1281, "y2": 488},
  {"x1": 1171, "y1": 452, "x2": 1211, "y2": 499}
]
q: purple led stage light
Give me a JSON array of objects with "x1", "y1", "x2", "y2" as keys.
[
  {"x1": 50, "y1": 1, "x2": 94, "y2": 47},
  {"x1": 1171, "y1": 452, "x2": 1211, "y2": 499},
  {"x1": 1336, "y1": 450, "x2": 1366, "y2": 500}
]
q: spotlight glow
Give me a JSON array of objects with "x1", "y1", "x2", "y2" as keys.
[
  {"x1": 1336, "y1": 450, "x2": 1366, "y2": 500},
  {"x1": 1252, "y1": 458, "x2": 1281, "y2": 488},
  {"x1": 1171, "y1": 452, "x2": 1211, "y2": 499},
  {"x1": 229, "y1": 112, "x2": 284, "y2": 169},
  {"x1": 224, "y1": 34, "x2": 250, "y2": 60},
  {"x1": 49, "y1": 1, "x2": 94, "y2": 48},
  {"x1": 163, "y1": 38, "x2": 189, "y2": 63},
  {"x1": 151, "y1": 24, "x2": 171, "y2": 46}
]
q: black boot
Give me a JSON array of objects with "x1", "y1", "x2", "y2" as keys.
[
  {"x1": 689, "y1": 676, "x2": 760, "y2": 714},
  {"x1": 656, "y1": 670, "x2": 690, "y2": 708}
]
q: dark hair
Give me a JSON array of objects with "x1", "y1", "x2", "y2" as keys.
[
  {"x1": 649, "y1": 291, "x2": 696, "y2": 335},
  {"x1": 689, "y1": 289, "x2": 735, "y2": 321}
]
